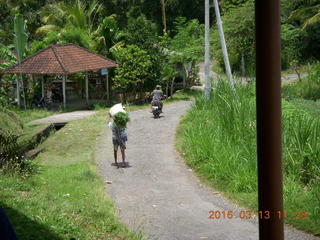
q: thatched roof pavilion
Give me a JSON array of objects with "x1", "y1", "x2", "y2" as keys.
[{"x1": 4, "y1": 44, "x2": 118, "y2": 108}]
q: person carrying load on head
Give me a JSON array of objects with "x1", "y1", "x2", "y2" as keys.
[{"x1": 107, "y1": 104, "x2": 129, "y2": 168}]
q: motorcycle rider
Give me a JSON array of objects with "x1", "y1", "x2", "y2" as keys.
[{"x1": 150, "y1": 85, "x2": 164, "y2": 112}]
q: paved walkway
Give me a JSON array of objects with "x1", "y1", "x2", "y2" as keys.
[
  {"x1": 96, "y1": 101, "x2": 318, "y2": 240},
  {"x1": 28, "y1": 110, "x2": 97, "y2": 125}
]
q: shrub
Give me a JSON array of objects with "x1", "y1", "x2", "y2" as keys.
[{"x1": 0, "y1": 129, "x2": 31, "y2": 172}]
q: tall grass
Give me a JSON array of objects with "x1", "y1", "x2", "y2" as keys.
[{"x1": 177, "y1": 80, "x2": 320, "y2": 234}]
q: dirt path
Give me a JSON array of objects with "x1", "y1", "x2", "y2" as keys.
[
  {"x1": 195, "y1": 61, "x2": 308, "y2": 88},
  {"x1": 28, "y1": 110, "x2": 97, "y2": 125},
  {"x1": 96, "y1": 101, "x2": 318, "y2": 240}
]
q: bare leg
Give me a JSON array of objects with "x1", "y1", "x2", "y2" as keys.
[
  {"x1": 114, "y1": 150, "x2": 118, "y2": 166},
  {"x1": 121, "y1": 149, "x2": 125, "y2": 163}
]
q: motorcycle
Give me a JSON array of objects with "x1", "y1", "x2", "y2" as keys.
[
  {"x1": 151, "y1": 103, "x2": 161, "y2": 118},
  {"x1": 34, "y1": 96, "x2": 51, "y2": 108}
]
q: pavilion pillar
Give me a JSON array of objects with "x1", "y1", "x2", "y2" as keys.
[
  {"x1": 62, "y1": 75, "x2": 67, "y2": 108},
  {"x1": 106, "y1": 73, "x2": 109, "y2": 103},
  {"x1": 85, "y1": 72, "x2": 89, "y2": 104},
  {"x1": 41, "y1": 75, "x2": 45, "y2": 98},
  {"x1": 16, "y1": 78, "x2": 20, "y2": 106}
]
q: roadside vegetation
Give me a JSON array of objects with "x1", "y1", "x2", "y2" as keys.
[
  {"x1": 177, "y1": 80, "x2": 320, "y2": 235},
  {"x1": 0, "y1": 111, "x2": 144, "y2": 240}
]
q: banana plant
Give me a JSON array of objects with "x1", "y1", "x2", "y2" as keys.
[{"x1": 13, "y1": 13, "x2": 28, "y2": 109}]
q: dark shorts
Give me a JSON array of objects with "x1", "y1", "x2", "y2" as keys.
[{"x1": 113, "y1": 139, "x2": 126, "y2": 151}]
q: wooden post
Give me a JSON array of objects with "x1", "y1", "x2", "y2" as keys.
[
  {"x1": 85, "y1": 72, "x2": 89, "y2": 104},
  {"x1": 255, "y1": 1, "x2": 284, "y2": 239},
  {"x1": 62, "y1": 75, "x2": 66, "y2": 108},
  {"x1": 41, "y1": 75, "x2": 45, "y2": 98}
]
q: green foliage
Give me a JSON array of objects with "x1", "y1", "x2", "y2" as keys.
[
  {"x1": 288, "y1": 1, "x2": 320, "y2": 30},
  {"x1": 0, "y1": 107, "x2": 38, "y2": 173},
  {"x1": 282, "y1": 62, "x2": 320, "y2": 100},
  {"x1": 0, "y1": 129, "x2": 29, "y2": 172},
  {"x1": 31, "y1": 0, "x2": 104, "y2": 53},
  {"x1": 169, "y1": 17, "x2": 204, "y2": 62},
  {"x1": 281, "y1": 24, "x2": 302, "y2": 69},
  {"x1": 282, "y1": 100, "x2": 320, "y2": 185},
  {"x1": 290, "y1": 99, "x2": 320, "y2": 118},
  {"x1": 286, "y1": 0, "x2": 320, "y2": 62},
  {"x1": 0, "y1": 107, "x2": 23, "y2": 133},
  {"x1": 112, "y1": 45, "x2": 153, "y2": 92},
  {"x1": 123, "y1": 14, "x2": 164, "y2": 88},
  {"x1": 124, "y1": 15, "x2": 158, "y2": 51},
  {"x1": 220, "y1": 0, "x2": 250, "y2": 11},
  {"x1": 93, "y1": 14, "x2": 125, "y2": 56},
  {"x1": 212, "y1": 0, "x2": 255, "y2": 75},
  {"x1": 166, "y1": 17, "x2": 203, "y2": 87},
  {"x1": 113, "y1": 112, "x2": 130, "y2": 129},
  {"x1": 0, "y1": 44, "x2": 17, "y2": 107}
]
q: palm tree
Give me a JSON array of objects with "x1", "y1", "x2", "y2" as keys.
[
  {"x1": 35, "y1": 0, "x2": 103, "y2": 51},
  {"x1": 37, "y1": 0, "x2": 103, "y2": 36},
  {"x1": 289, "y1": 2, "x2": 320, "y2": 30}
]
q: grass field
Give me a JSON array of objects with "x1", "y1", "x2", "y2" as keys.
[
  {"x1": 177, "y1": 81, "x2": 320, "y2": 236},
  {"x1": 0, "y1": 111, "x2": 144, "y2": 239}
]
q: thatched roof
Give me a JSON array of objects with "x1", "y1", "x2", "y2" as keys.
[{"x1": 4, "y1": 44, "x2": 118, "y2": 75}]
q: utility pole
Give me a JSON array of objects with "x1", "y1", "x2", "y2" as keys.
[
  {"x1": 204, "y1": 0, "x2": 211, "y2": 99},
  {"x1": 255, "y1": 1, "x2": 284, "y2": 239},
  {"x1": 213, "y1": 0, "x2": 234, "y2": 89}
]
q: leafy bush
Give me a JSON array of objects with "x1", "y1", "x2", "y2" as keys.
[
  {"x1": 0, "y1": 129, "x2": 32, "y2": 172},
  {"x1": 0, "y1": 107, "x2": 35, "y2": 173},
  {"x1": 112, "y1": 44, "x2": 153, "y2": 94},
  {"x1": 281, "y1": 24, "x2": 302, "y2": 69}
]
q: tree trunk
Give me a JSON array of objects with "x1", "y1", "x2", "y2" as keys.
[
  {"x1": 166, "y1": 81, "x2": 169, "y2": 97},
  {"x1": 160, "y1": 0, "x2": 167, "y2": 34},
  {"x1": 170, "y1": 77, "x2": 175, "y2": 97}
]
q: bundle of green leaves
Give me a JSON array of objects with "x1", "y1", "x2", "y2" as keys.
[{"x1": 113, "y1": 112, "x2": 130, "y2": 128}]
